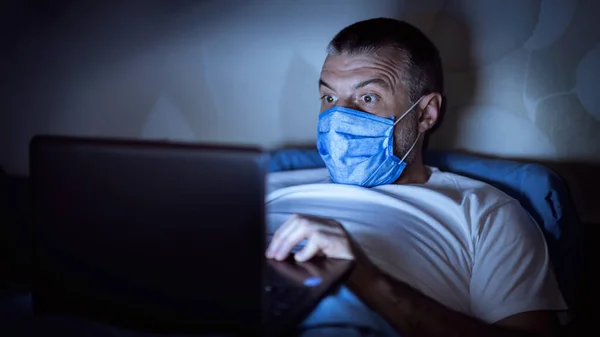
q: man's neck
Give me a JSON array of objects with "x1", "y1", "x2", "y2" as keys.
[{"x1": 394, "y1": 155, "x2": 431, "y2": 185}]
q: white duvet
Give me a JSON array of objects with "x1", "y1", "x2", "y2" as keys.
[{"x1": 265, "y1": 167, "x2": 567, "y2": 325}]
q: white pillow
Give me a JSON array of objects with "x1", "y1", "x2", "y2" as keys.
[{"x1": 266, "y1": 168, "x2": 330, "y2": 195}]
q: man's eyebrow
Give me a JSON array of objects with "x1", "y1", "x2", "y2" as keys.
[
  {"x1": 319, "y1": 79, "x2": 334, "y2": 91},
  {"x1": 355, "y1": 78, "x2": 393, "y2": 93},
  {"x1": 319, "y1": 78, "x2": 393, "y2": 93}
]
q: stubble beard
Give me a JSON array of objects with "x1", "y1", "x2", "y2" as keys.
[{"x1": 393, "y1": 111, "x2": 420, "y2": 164}]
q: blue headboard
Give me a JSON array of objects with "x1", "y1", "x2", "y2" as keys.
[{"x1": 268, "y1": 148, "x2": 583, "y2": 314}]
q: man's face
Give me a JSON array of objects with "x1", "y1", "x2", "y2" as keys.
[{"x1": 318, "y1": 50, "x2": 419, "y2": 161}]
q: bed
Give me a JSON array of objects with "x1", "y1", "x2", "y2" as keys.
[{"x1": 0, "y1": 148, "x2": 584, "y2": 335}]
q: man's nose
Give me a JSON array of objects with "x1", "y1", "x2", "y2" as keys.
[{"x1": 336, "y1": 97, "x2": 363, "y2": 112}]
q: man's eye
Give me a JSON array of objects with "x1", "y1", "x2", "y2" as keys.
[
  {"x1": 361, "y1": 94, "x2": 378, "y2": 104},
  {"x1": 321, "y1": 95, "x2": 337, "y2": 103}
]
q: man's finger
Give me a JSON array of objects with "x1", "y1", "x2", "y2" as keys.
[
  {"x1": 267, "y1": 214, "x2": 299, "y2": 258},
  {"x1": 273, "y1": 214, "x2": 305, "y2": 240},
  {"x1": 273, "y1": 222, "x2": 310, "y2": 261},
  {"x1": 294, "y1": 236, "x2": 321, "y2": 262},
  {"x1": 276, "y1": 214, "x2": 299, "y2": 232}
]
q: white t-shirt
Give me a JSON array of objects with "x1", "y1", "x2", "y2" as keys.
[{"x1": 266, "y1": 167, "x2": 567, "y2": 324}]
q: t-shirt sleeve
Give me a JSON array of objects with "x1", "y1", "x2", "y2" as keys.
[{"x1": 470, "y1": 200, "x2": 568, "y2": 323}]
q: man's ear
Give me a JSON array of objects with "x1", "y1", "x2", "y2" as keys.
[{"x1": 418, "y1": 93, "x2": 442, "y2": 133}]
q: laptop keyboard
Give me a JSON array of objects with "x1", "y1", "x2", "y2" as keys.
[
  {"x1": 265, "y1": 283, "x2": 309, "y2": 318},
  {"x1": 264, "y1": 235, "x2": 311, "y2": 318}
]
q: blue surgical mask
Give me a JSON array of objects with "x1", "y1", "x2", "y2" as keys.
[{"x1": 316, "y1": 96, "x2": 424, "y2": 187}]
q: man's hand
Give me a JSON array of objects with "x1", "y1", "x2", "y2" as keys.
[
  {"x1": 265, "y1": 215, "x2": 558, "y2": 337},
  {"x1": 265, "y1": 214, "x2": 354, "y2": 262}
]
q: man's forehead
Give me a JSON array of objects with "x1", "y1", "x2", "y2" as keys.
[
  {"x1": 321, "y1": 49, "x2": 404, "y2": 71},
  {"x1": 319, "y1": 52, "x2": 405, "y2": 90}
]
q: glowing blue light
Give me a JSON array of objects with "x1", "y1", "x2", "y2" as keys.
[{"x1": 303, "y1": 277, "x2": 322, "y2": 287}]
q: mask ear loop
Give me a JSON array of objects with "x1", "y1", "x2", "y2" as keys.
[
  {"x1": 393, "y1": 95, "x2": 425, "y2": 163},
  {"x1": 393, "y1": 95, "x2": 425, "y2": 126},
  {"x1": 400, "y1": 133, "x2": 420, "y2": 163}
]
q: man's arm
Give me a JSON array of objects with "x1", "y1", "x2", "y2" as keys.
[
  {"x1": 347, "y1": 255, "x2": 560, "y2": 337},
  {"x1": 266, "y1": 212, "x2": 564, "y2": 337}
]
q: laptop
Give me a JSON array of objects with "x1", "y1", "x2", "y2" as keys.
[{"x1": 29, "y1": 135, "x2": 353, "y2": 336}]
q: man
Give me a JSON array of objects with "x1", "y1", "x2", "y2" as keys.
[{"x1": 266, "y1": 18, "x2": 567, "y2": 337}]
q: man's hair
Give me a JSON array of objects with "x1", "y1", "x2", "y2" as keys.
[{"x1": 327, "y1": 18, "x2": 443, "y2": 104}]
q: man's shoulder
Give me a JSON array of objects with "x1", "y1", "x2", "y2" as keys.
[
  {"x1": 427, "y1": 166, "x2": 516, "y2": 208},
  {"x1": 430, "y1": 168, "x2": 542, "y2": 240}
]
